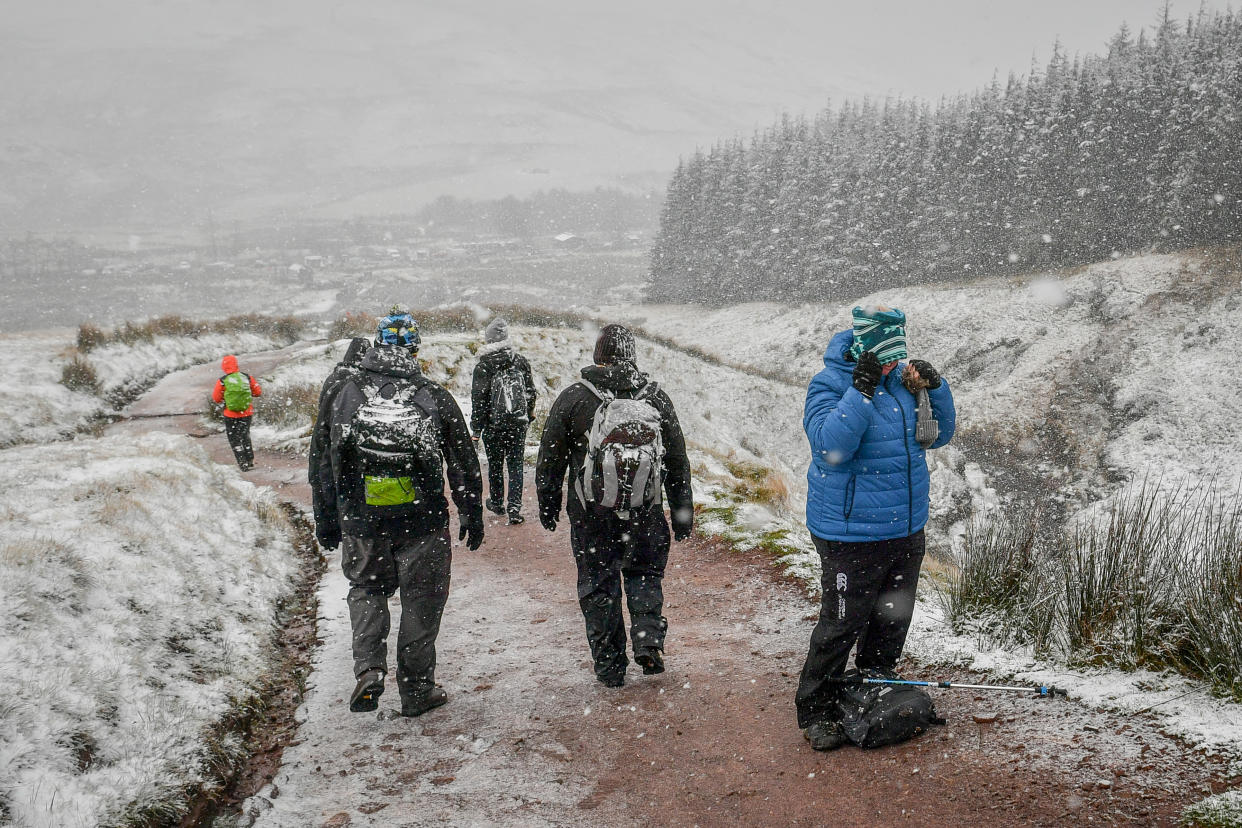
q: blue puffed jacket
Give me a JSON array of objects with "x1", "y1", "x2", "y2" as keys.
[{"x1": 804, "y1": 329, "x2": 956, "y2": 542}]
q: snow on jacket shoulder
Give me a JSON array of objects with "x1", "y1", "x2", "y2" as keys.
[{"x1": 804, "y1": 329, "x2": 956, "y2": 542}]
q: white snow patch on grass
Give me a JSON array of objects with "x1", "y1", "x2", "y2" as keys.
[
  {"x1": 0, "y1": 331, "x2": 104, "y2": 448},
  {"x1": 1182, "y1": 789, "x2": 1242, "y2": 827},
  {"x1": 0, "y1": 432, "x2": 299, "y2": 827}
]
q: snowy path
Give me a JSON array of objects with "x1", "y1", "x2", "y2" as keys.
[{"x1": 119, "y1": 344, "x2": 1230, "y2": 827}]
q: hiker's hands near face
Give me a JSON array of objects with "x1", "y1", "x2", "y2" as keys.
[
  {"x1": 852, "y1": 351, "x2": 882, "y2": 399},
  {"x1": 904, "y1": 359, "x2": 942, "y2": 391}
]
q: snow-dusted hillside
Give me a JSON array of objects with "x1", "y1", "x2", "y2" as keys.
[
  {"x1": 607, "y1": 251, "x2": 1242, "y2": 509},
  {"x1": 0, "y1": 329, "x2": 290, "y2": 449},
  {"x1": 0, "y1": 432, "x2": 299, "y2": 827}
]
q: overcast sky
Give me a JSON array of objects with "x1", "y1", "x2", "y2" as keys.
[{"x1": 0, "y1": 0, "x2": 1216, "y2": 235}]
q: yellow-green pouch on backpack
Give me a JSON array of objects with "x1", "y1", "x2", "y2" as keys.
[{"x1": 364, "y1": 475, "x2": 418, "y2": 506}]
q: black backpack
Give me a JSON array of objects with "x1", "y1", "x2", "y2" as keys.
[
  {"x1": 490, "y1": 361, "x2": 530, "y2": 427},
  {"x1": 836, "y1": 670, "x2": 946, "y2": 748},
  {"x1": 348, "y1": 376, "x2": 442, "y2": 517}
]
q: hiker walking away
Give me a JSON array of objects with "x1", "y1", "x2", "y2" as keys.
[
  {"x1": 309, "y1": 337, "x2": 370, "y2": 535},
  {"x1": 535, "y1": 324, "x2": 693, "y2": 687},
  {"x1": 471, "y1": 318, "x2": 537, "y2": 524},
  {"x1": 212, "y1": 354, "x2": 262, "y2": 471},
  {"x1": 797, "y1": 305, "x2": 956, "y2": 750},
  {"x1": 310, "y1": 310, "x2": 484, "y2": 717}
]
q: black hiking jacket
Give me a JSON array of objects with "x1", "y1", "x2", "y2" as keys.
[
  {"x1": 535, "y1": 362, "x2": 693, "y2": 534},
  {"x1": 470, "y1": 342, "x2": 537, "y2": 436},
  {"x1": 312, "y1": 344, "x2": 483, "y2": 539},
  {"x1": 309, "y1": 338, "x2": 370, "y2": 527}
]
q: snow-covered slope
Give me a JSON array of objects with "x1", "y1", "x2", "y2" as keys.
[
  {"x1": 608, "y1": 251, "x2": 1242, "y2": 507},
  {"x1": 0, "y1": 329, "x2": 289, "y2": 449},
  {"x1": 0, "y1": 433, "x2": 299, "y2": 827}
]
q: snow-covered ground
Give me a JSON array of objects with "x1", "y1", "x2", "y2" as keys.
[
  {"x1": 0, "y1": 432, "x2": 299, "y2": 827},
  {"x1": 0, "y1": 331, "x2": 104, "y2": 449},
  {"x1": 0, "y1": 328, "x2": 289, "y2": 450},
  {"x1": 604, "y1": 251, "x2": 1242, "y2": 504}
]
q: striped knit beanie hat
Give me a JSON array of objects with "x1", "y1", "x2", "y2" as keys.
[{"x1": 848, "y1": 305, "x2": 908, "y2": 364}]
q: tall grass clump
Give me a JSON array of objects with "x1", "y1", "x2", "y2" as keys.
[
  {"x1": 946, "y1": 482, "x2": 1242, "y2": 698},
  {"x1": 60, "y1": 353, "x2": 100, "y2": 393},
  {"x1": 941, "y1": 510, "x2": 1060, "y2": 656},
  {"x1": 81, "y1": 314, "x2": 302, "y2": 350}
]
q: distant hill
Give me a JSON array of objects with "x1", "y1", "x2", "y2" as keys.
[{"x1": 0, "y1": 1, "x2": 872, "y2": 240}]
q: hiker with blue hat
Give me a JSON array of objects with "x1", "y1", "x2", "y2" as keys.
[
  {"x1": 796, "y1": 304, "x2": 956, "y2": 751},
  {"x1": 310, "y1": 305, "x2": 484, "y2": 718}
]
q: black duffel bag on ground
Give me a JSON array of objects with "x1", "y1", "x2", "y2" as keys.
[{"x1": 836, "y1": 669, "x2": 947, "y2": 748}]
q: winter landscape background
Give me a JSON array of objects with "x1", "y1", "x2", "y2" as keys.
[{"x1": 3, "y1": 1, "x2": 1242, "y2": 826}]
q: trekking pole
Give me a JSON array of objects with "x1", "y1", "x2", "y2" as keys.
[{"x1": 831, "y1": 676, "x2": 1067, "y2": 698}]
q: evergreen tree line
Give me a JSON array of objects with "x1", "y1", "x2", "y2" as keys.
[{"x1": 649, "y1": 9, "x2": 1242, "y2": 305}]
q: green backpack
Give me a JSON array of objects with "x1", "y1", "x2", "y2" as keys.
[{"x1": 221, "y1": 372, "x2": 253, "y2": 413}]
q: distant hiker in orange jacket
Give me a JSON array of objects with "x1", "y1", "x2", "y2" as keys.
[{"x1": 212, "y1": 354, "x2": 262, "y2": 471}]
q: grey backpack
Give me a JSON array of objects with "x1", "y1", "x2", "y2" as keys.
[{"x1": 575, "y1": 380, "x2": 665, "y2": 518}]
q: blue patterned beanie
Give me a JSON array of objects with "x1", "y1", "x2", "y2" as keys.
[{"x1": 848, "y1": 306, "x2": 907, "y2": 364}]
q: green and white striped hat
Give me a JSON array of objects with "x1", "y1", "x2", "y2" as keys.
[{"x1": 848, "y1": 305, "x2": 908, "y2": 364}]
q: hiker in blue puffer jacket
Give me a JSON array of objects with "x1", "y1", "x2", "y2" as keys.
[{"x1": 796, "y1": 305, "x2": 956, "y2": 751}]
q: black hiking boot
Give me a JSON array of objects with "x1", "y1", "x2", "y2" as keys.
[
  {"x1": 634, "y1": 649, "x2": 665, "y2": 675},
  {"x1": 401, "y1": 686, "x2": 448, "y2": 717},
  {"x1": 485, "y1": 498, "x2": 506, "y2": 515},
  {"x1": 804, "y1": 720, "x2": 848, "y2": 752},
  {"x1": 349, "y1": 669, "x2": 385, "y2": 713},
  {"x1": 597, "y1": 671, "x2": 625, "y2": 688},
  {"x1": 507, "y1": 512, "x2": 525, "y2": 525}
]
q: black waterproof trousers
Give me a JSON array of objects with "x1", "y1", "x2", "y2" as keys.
[
  {"x1": 483, "y1": 425, "x2": 527, "y2": 516},
  {"x1": 795, "y1": 529, "x2": 925, "y2": 728},
  {"x1": 570, "y1": 510, "x2": 670, "y2": 682},
  {"x1": 224, "y1": 415, "x2": 254, "y2": 469},
  {"x1": 341, "y1": 530, "x2": 452, "y2": 702}
]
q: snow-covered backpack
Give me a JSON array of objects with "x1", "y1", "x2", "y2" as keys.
[
  {"x1": 220, "y1": 372, "x2": 252, "y2": 413},
  {"x1": 490, "y1": 361, "x2": 530, "y2": 427},
  {"x1": 576, "y1": 379, "x2": 665, "y2": 518},
  {"x1": 348, "y1": 377, "x2": 442, "y2": 514}
]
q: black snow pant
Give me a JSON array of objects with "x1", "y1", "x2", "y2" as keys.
[
  {"x1": 483, "y1": 425, "x2": 527, "y2": 516},
  {"x1": 795, "y1": 529, "x2": 925, "y2": 728},
  {"x1": 341, "y1": 529, "x2": 452, "y2": 702},
  {"x1": 224, "y1": 415, "x2": 254, "y2": 469},
  {"x1": 570, "y1": 509, "x2": 670, "y2": 681}
]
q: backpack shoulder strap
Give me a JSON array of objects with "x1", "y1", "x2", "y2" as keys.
[{"x1": 578, "y1": 378, "x2": 610, "y2": 401}]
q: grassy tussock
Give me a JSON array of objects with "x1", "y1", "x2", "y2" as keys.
[
  {"x1": 77, "y1": 315, "x2": 300, "y2": 352},
  {"x1": 60, "y1": 354, "x2": 100, "y2": 394},
  {"x1": 328, "y1": 303, "x2": 591, "y2": 342},
  {"x1": 253, "y1": 383, "x2": 321, "y2": 430},
  {"x1": 944, "y1": 483, "x2": 1242, "y2": 698}
]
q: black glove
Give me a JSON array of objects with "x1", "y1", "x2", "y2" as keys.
[
  {"x1": 673, "y1": 523, "x2": 692, "y2": 542},
  {"x1": 459, "y1": 515, "x2": 484, "y2": 551},
  {"x1": 540, "y1": 508, "x2": 559, "y2": 533},
  {"x1": 315, "y1": 520, "x2": 341, "y2": 551},
  {"x1": 907, "y1": 359, "x2": 942, "y2": 389},
  {"x1": 852, "y1": 350, "x2": 882, "y2": 399}
]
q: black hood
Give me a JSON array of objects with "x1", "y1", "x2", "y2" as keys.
[
  {"x1": 342, "y1": 337, "x2": 370, "y2": 367},
  {"x1": 360, "y1": 344, "x2": 423, "y2": 379},
  {"x1": 479, "y1": 343, "x2": 517, "y2": 369},
  {"x1": 581, "y1": 362, "x2": 648, "y2": 394}
]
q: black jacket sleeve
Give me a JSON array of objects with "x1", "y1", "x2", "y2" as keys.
[
  {"x1": 432, "y1": 385, "x2": 484, "y2": 523},
  {"x1": 535, "y1": 385, "x2": 576, "y2": 522},
  {"x1": 315, "y1": 377, "x2": 367, "y2": 535},
  {"x1": 520, "y1": 355, "x2": 537, "y2": 419},
  {"x1": 470, "y1": 359, "x2": 491, "y2": 436},
  {"x1": 655, "y1": 388, "x2": 694, "y2": 534}
]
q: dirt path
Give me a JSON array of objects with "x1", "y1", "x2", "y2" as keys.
[{"x1": 120, "y1": 347, "x2": 1227, "y2": 827}]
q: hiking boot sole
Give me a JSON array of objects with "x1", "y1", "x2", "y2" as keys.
[
  {"x1": 804, "y1": 722, "x2": 849, "y2": 751},
  {"x1": 349, "y1": 673, "x2": 385, "y2": 713}
]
